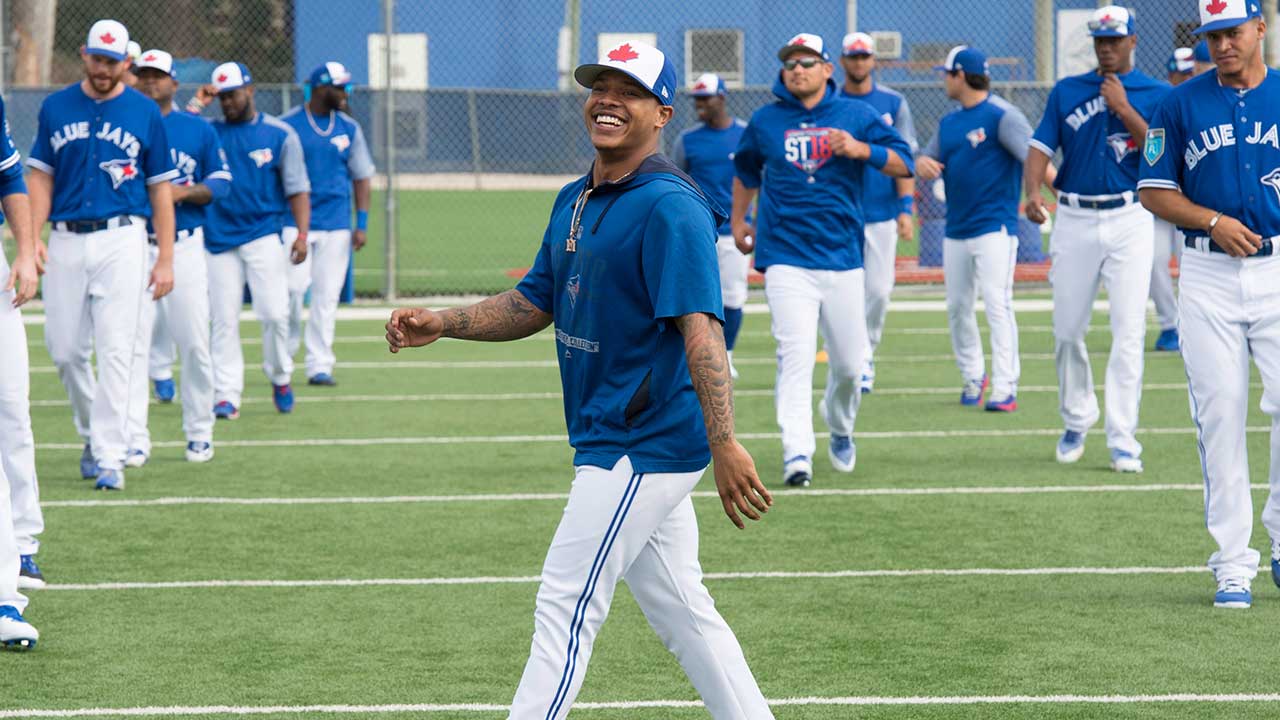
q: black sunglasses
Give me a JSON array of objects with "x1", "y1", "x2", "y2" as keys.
[{"x1": 783, "y1": 57, "x2": 822, "y2": 70}]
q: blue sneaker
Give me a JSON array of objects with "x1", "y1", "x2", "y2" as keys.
[
  {"x1": 94, "y1": 468, "x2": 125, "y2": 491},
  {"x1": 783, "y1": 455, "x2": 812, "y2": 487},
  {"x1": 1214, "y1": 578, "x2": 1252, "y2": 609},
  {"x1": 1110, "y1": 449, "x2": 1143, "y2": 473},
  {"x1": 273, "y1": 384, "x2": 295, "y2": 413},
  {"x1": 79, "y1": 443, "x2": 98, "y2": 479},
  {"x1": 18, "y1": 555, "x2": 45, "y2": 590},
  {"x1": 124, "y1": 449, "x2": 148, "y2": 468},
  {"x1": 985, "y1": 394, "x2": 1017, "y2": 413},
  {"x1": 960, "y1": 375, "x2": 987, "y2": 406},
  {"x1": 1056, "y1": 430, "x2": 1085, "y2": 464},
  {"x1": 213, "y1": 401, "x2": 239, "y2": 420},
  {"x1": 828, "y1": 435, "x2": 856, "y2": 473},
  {"x1": 0, "y1": 605, "x2": 38, "y2": 650},
  {"x1": 153, "y1": 377, "x2": 176, "y2": 403},
  {"x1": 307, "y1": 373, "x2": 337, "y2": 386},
  {"x1": 1154, "y1": 328, "x2": 1180, "y2": 352}
]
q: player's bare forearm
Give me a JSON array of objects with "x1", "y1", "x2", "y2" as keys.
[
  {"x1": 878, "y1": 148, "x2": 912, "y2": 178},
  {"x1": 2, "y1": 192, "x2": 35, "y2": 259},
  {"x1": 1042, "y1": 162, "x2": 1059, "y2": 193},
  {"x1": 172, "y1": 183, "x2": 213, "y2": 206},
  {"x1": 353, "y1": 178, "x2": 371, "y2": 213},
  {"x1": 1139, "y1": 188, "x2": 1219, "y2": 230},
  {"x1": 439, "y1": 289, "x2": 552, "y2": 341},
  {"x1": 1024, "y1": 148, "x2": 1051, "y2": 198},
  {"x1": 26, "y1": 169, "x2": 52, "y2": 232},
  {"x1": 730, "y1": 178, "x2": 756, "y2": 227},
  {"x1": 894, "y1": 176, "x2": 915, "y2": 206},
  {"x1": 288, "y1": 192, "x2": 311, "y2": 235},
  {"x1": 674, "y1": 312, "x2": 736, "y2": 448},
  {"x1": 1114, "y1": 107, "x2": 1148, "y2": 146},
  {"x1": 147, "y1": 182, "x2": 176, "y2": 261}
]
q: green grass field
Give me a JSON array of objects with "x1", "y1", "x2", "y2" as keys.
[{"x1": 3, "y1": 300, "x2": 1278, "y2": 719}]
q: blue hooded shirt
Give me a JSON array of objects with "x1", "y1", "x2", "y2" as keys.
[
  {"x1": 516, "y1": 154, "x2": 725, "y2": 474},
  {"x1": 735, "y1": 76, "x2": 914, "y2": 272}
]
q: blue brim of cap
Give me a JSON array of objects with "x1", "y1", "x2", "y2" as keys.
[
  {"x1": 574, "y1": 64, "x2": 671, "y2": 105},
  {"x1": 1195, "y1": 15, "x2": 1258, "y2": 34},
  {"x1": 843, "y1": 51, "x2": 873, "y2": 57},
  {"x1": 689, "y1": 91, "x2": 721, "y2": 98},
  {"x1": 87, "y1": 48, "x2": 127, "y2": 61},
  {"x1": 932, "y1": 64, "x2": 951, "y2": 72},
  {"x1": 1089, "y1": 29, "x2": 1130, "y2": 38}
]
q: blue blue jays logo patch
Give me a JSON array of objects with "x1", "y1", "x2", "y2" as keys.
[
  {"x1": 1143, "y1": 128, "x2": 1165, "y2": 167},
  {"x1": 1263, "y1": 168, "x2": 1280, "y2": 202},
  {"x1": 1107, "y1": 132, "x2": 1138, "y2": 163},
  {"x1": 98, "y1": 158, "x2": 138, "y2": 189},
  {"x1": 566, "y1": 273, "x2": 581, "y2": 308}
]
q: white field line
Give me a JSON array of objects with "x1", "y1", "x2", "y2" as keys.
[
  {"x1": 34, "y1": 425, "x2": 1266, "y2": 453},
  {"x1": 42, "y1": 482, "x2": 1257, "y2": 509}
]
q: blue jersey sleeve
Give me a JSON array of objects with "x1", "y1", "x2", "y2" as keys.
[
  {"x1": 142, "y1": 107, "x2": 178, "y2": 185},
  {"x1": 862, "y1": 112, "x2": 915, "y2": 176},
  {"x1": 279, "y1": 126, "x2": 311, "y2": 196},
  {"x1": 347, "y1": 123, "x2": 376, "y2": 181},
  {"x1": 922, "y1": 131, "x2": 941, "y2": 161},
  {"x1": 201, "y1": 122, "x2": 232, "y2": 201},
  {"x1": 1136, "y1": 99, "x2": 1183, "y2": 192},
  {"x1": 895, "y1": 96, "x2": 919, "y2": 155},
  {"x1": 515, "y1": 233, "x2": 555, "y2": 314},
  {"x1": 1030, "y1": 85, "x2": 1060, "y2": 158},
  {"x1": 642, "y1": 190, "x2": 723, "y2": 322},
  {"x1": 733, "y1": 122, "x2": 764, "y2": 189},
  {"x1": 0, "y1": 98, "x2": 26, "y2": 197},
  {"x1": 27, "y1": 102, "x2": 54, "y2": 174},
  {"x1": 997, "y1": 106, "x2": 1033, "y2": 164}
]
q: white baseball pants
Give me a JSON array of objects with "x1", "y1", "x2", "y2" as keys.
[
  {"x1": 285, "y1": 227, "x2": 352, "y2": 378},
  {"x1": 127, "y1": 231, "x2": 216, "y2": 454},
  {"x1": 862, "y1": 219, "x2": 898, "y2": 361},
  {"x1": 716, "y1": 234, "x2": 750, "y2": 309},
  {"x1": 1049, "y1": 202, "x2": 1153, "y2": 457},
  {"x1": 1151, "y1": 218, "x2": 1183, "y2": 332},
  {"x1": 765, "y1": 265, "x2": 866, "y2": 461},
  {"x1": 1179, "y1": 250, "x2": 1280, "y2": 581},
  {"x1": 207, "y1": 233, "x2": 293, "y2": 407},
  {"x1": 0, "y1": 463, "x2": 25, "y2": 614},
  {"x1": 508, "y1": 456, "x2": 773, "y2": 720},
  {"x1": 944, "y1": 230, "x2": 1020, "y2": 398},
  {"x1": 0, "y1": 254, "x2": 42, "y2": 560},
  {"x1": 43, "y1": 221, "x2": 147, "y2": 471}
]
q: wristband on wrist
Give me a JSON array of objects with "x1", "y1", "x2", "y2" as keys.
[
  {"x1": 356, "y1": 209, "x2": 369, "y2": 231},
  {"x1": 1207, "y1": 211, "x2": 1224, "y2": 234},
  {"x1": 899, "y1": 195, "x2": 914, "y2": 216},
  {"x1": 865, "y1": 144, "x2": 889, "y2": 170},
  {"x1": 185, "y1": 96, "x2": 206, "y2": 113}
]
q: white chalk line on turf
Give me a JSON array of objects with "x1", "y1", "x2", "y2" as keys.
[{"x1": 6, "y1": 695, "x2": 1280, "y2": 718}]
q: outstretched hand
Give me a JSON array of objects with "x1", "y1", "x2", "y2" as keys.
[
  {"x1": 712, "y1": 440, "x2": 772, "y2": 529},
  {"x1": 386, "y1": 307, "x2": 445, "y2": 353}
]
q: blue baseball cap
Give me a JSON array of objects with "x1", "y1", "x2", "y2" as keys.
[
  {"x1": 308, "y1": 61, "x2": 353, "y2": 90},
  {"x1": 1195, "y1": 0, "x2": 1262, "y2": 34},
  {"x1": 934, "y1": 45, "x2": 989, "y2": 77},
  {"x1": 575, "y1": 40, "x2": 677, "y2": 105},
  {"x1": 1193, "y1": 40, "x2": 1212, "y2": 62},
  {"x1": 1167, "y1": 47, "x2": 1194, "y2": 74},
  {"x1": 1088, "y1": 6, "x2": 1135, "y2": 38}
]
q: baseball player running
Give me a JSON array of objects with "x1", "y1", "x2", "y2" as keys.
[
  {"x1": 125, "y1": 49, "x2": 229, "y2": 465},
  {"x1": 733, "y1": 33, "x2": 914, "y2": 486},
  {"x1": 281, "y1": 62, "x2": 375, "y2": 386},
  {"x1": 205, "y1": 62, "x2": 310, "y2": 418},
  {"x1": 671, "y1": 72, "x2": 749, "y2": 379},
  {"x1": 386, "y1": 41, "x2": 774, "y2": 719},
  {"x1": 1148, "y1": 48, "x2": 1197, "y2": 354},
  {"x1": 1024, "y1": 6, "x2": 1168, "y2": 473},
  {"x1": 1138, "y1": 0, "x2": 1280, "y2": 609},
  {"x1": 838, "y1": 32, "x2": 918, "y2": 394},
  {"x1": 27, "y1": 19, "x2": 178, "y2": 491},
  {"x1": 916, "y1": 46, "x2": 1043, "y2": 413}
]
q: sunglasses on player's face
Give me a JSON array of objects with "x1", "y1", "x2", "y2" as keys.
[
  {"x1": 1087, "y1": 16, "x2": 1127, "y2": 33},
  {"x1": 783, "y1": 56, "x2": 822, "y2": 70}
]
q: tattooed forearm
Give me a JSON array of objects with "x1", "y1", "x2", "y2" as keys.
[
  {"x1": 440, "y1": 289, "x2": 553, "y2": 341},
  {"x1": 674, "y1": 312, "x2": 736, "y2": 448}
]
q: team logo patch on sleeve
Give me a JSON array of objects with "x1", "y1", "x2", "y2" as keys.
[
  {"x1": 98, "y1": 158, "x2": 138, "y2": 189},
  {"x1": 248, "y1": 148, "x2": 274, "y2": 167},
  {"x1": 1144, "y1": 128, "x2": 1165, "y2": 166}
]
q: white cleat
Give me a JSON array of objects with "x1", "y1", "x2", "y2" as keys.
[
  {"x1": 124, "y1": 449, "x2": 148, "y2": 468},
  {"x1": 0, "y1": 606, "x2": 38, "y2": 651},
  {"x1": 185, "y1": 441, "x2": 214, "y2": 463},
  {"x1": 1055, "y1": 430, "x2": 1085, "y2": 464},
  {"x1": 1110, "y1": 449, "x2": 1143, "y2": 473}
]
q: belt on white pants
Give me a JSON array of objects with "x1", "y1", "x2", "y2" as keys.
[
  {"x1": 148, "y1": 227, "x2": 198, "y2": 245},
  {"x1": 1184, "y1": 234, "x2": 1280, "y2": 257},
  {"x1": 1056, "y1": 191, "x2": 1136, "y2": 210},
  {"x1": 52, "y1": 215, "x2": 136, "y2": 233}
]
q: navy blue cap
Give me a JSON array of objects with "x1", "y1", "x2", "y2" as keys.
[{"x1": 934, "y1": 46, "x2": 989, "y2": 77}]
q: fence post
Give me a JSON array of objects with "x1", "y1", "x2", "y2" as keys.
[
  {"x1": 383, "y1": 0, "x2": 398, "y2": 302},
  {"x1": 467, "y1": 89, "x2": 482, "y2": 190},
  {"x1": 1034, "y1": 0, "x2": 1053, "y2": 83},
  {"x1": 1266, "y1": 0, "x2": 1278, "y2": 69}
]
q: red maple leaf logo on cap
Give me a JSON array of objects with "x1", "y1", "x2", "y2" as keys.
[
  {"x1": 694, "y1": 81, "x2": 708, "y2": 90},
  {"x1": 1100, "y1": 13, "x2": 1113, "y2": 22},
  {"x1": 608, "y1": 44, "x2": 639, "y2": 62},
  {"x1": 100, "y1": 32, "x2": 116, "y2": 45},
  {"x1": 143, "y1": 54, "x2": 157, "y2": 61},
  {"x1": 792, "y1": 36, "x2": 808, "y2": 45},
  {"x1": 1206, "y1": 0, "x2": 1228, "y2": 14},
  {"x1": 217, "y1": 73, "x2": 228, "y2": 83}
]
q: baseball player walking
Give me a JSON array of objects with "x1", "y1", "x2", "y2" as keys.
[
  {"x1": 205, "y1": 62, "x2": 310, "y2": 418},
  {"x1": 1, "y1": 86, "x2": 45, "y2": 646},
  {"x1": 387, "y1": 40, "x2": 774, "y2": 719},
  {"x1": 733, "y1": 33, "x2": 914, "y2": 486},
  {"x1": 126, "y1": 49, "x2": 229, "y2": 465},
  {"x1": 1024, "y1": 6, "x2": 1169, "y2": 473},
  {"x1": 671, "y1": 72, "x2": 749, "y2": 379},
  {"x1": 27, "y1": 19, "x2": 178, "y2": 491},
  {"x1": 281, "y1": 62, "x2": 375, "y2": 386},
  {"x1": 916, "y1": 46, "x2": 1043, "y2": 413},
  {"x1": 1138, "y1": 0, "x2": 1280, "y2": 609},
  {"x1": 838, "y1": 32, "x2": 918, "y2": 394}
]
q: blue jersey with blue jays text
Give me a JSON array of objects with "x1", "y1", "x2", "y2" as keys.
[
  {"x1": 516, "y1": 155, "x2": 723, "y2": 474},
  {"x1": 1030, "y1": 70, "x2": 1169, "y2": 195},
  {"x1": 841, "y1": 83, "x2": 918, "y2": 223},
  {"x1": 27, "y1": 84, "x2": 176, "y2": 222},
  {"x1": 923, "y1": 94, "x2": 1033, "y2": 239},
  {"x1": 1138, "y1": 68, "x2": 1280, "y2": 242},
  {"x1": 206, "y1": 112, "x2": 310, "y2": 253},
  {"x1": 162, "y1": 109, "x2": 232, "y2": 233},
  {"x1": 671, "y1": 118, "x2": 746, "y2": 235},
  {"x1": 735, "y1": 77, "x2": 915, "y2": 272},
  {"x1": 0, "y1": 94, "x2": 28, "y2": 224},
  {"x1": 279, "y1": 107, "x2": 375, "y2": 231}
]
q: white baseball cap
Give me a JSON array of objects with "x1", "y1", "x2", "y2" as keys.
[
  {"x1": 689, "y1": 73, "x2": 726, "y2": 97},
  {"x1": 842, "y1": 32, "x2": 875, "y2": 57},
  {"x1": 134, "y1": 49, "x2": 176, "y2": 78},
  {"x1": 126, "y1": 41, "x2": 142, "y2": 61},
  {"x1": 574, "y1": 40, "x2": 677, "y2": 105},
  {"x1": 212, "y1": 61, "x2": 253, "y2": 93},
  {"x1": 778, "y1": 33, "x2": 829, "y2": 61},
  {"x1": 1088, "y1": 6, "x2": 1135, "y2": 37},
  {"x1": 1167, "y1": 47, "x2": 1195, "y2": 74},
  {"x1": 1196, "y1": 0, "x2": 1262, "y2": 34},
  {"x1": 85, "y1": 19, "x2": 130, "y2": 61}
]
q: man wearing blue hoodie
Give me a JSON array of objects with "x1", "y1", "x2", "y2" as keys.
[
  {"x1": 732, "y1": 33, "x2": 914, "y2": 487},
  {"x1": 385, "y1": 40, "x2": 774, "y2": 720}
]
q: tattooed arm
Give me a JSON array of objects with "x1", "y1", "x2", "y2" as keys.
[
  {"x1": 385, "y1": 289, "x2": 552, "y2": 351},
  {"x1": 673, "y1": 312, "x2": 773, "y2": 529}
]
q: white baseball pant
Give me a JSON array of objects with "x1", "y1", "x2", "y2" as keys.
[
  {"x1": 285, "y1": 227, "x2": 351, "y2": 378},
  {"x1": 862, "y1": 219, "x2": 898, "y2": 362},
  {"x1": 127, "y1": 230, "x2": 216, "y2": 454},
  {"x1": 944, "y1": 230, "x2": 1020, "y2": 398},
  {"x1": 508, "y1": 455, "x2": 773, "y2": 720},
  {"x1": 1179, "y1": 249, "x2": 1280, "y2": 581},
  {"x1": 1049, "y1": 201, "x2": 1153, "y2": 457},
  {"x1": 207, "y1": 233, "x2": 294, "y2": 407},
  {"x1": 716, "y1": 234, "x2": 750, "y2": 309},
  {"x1": 148, "y1": 317, "x2": 176, "y2": 383},
  {"x1": 0, "y1": 463, "x2": 25, "y2": 614},
  {"x1": 765, "y1": 265, "x2": 866, "y2": 461},
  {"x1": 0, "y1": 253, "x2": 42, "y2": 560},
  {"x1": 1150, "y1": 218, "x2": 1183, "y2": 331},
  {"x1": 43, "y1": 220, "x2": 148, "y2": 471}
]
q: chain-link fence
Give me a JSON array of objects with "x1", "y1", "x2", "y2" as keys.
[{"x1": 4, "y1": 1, "x2": 1279, "y2": 297}]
